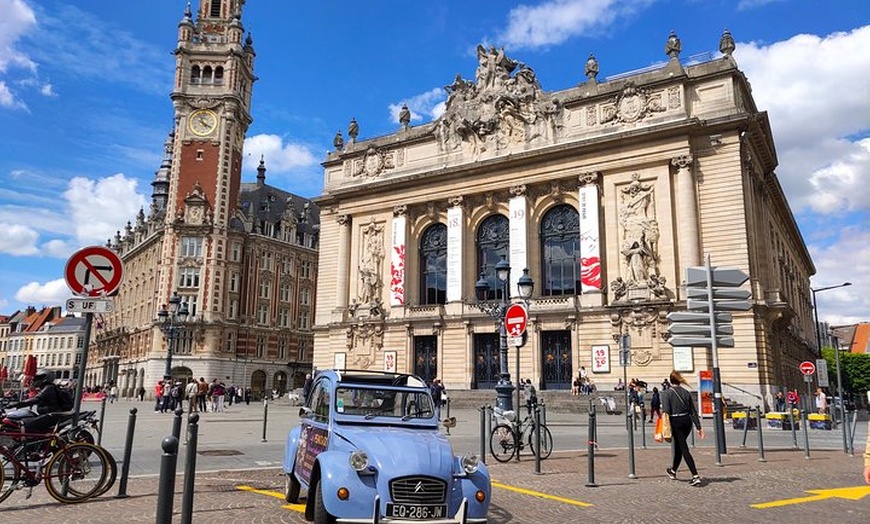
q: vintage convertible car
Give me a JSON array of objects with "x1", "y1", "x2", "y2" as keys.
[{"x1": 282, "y1": 369, "x2": 490, "y2": 523}]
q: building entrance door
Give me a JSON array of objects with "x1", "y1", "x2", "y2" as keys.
[
  {"x1": 473, "y1": 333, "x2": 500, "y2": 390},
  {"x1": 413, "y1": 335, "x2": 438, "y2": 384},
  {"x1": 541, "y1": 330, "x2": 572, "y2": 390}
]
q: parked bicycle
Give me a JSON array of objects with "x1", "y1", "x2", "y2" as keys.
[
  {"x1": 489, "y1": 405, "x2": 553, "y2": 463},
  {"x1": 0, "y1": 408, "x2": 116, "y2": 503}
]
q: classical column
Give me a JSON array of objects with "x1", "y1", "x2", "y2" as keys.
[
  {"x1": 578, "y1": 172, "x2": 602, "y2": 293},
  {"x1": 672, "y1": 155, "x2": 700, "y2": 278},
  {"x1": 446, "y1": 196, "x2": 464, "y2": 302},
  {"x1": 336, "y1": 214, "x2": 351, "y2": 308},
  {"x1": 508, "y1": 185, "x2": 529, "y2": 293},
  {"x1": 390, "y1": 205, "x2": 407, "y2": 306}
]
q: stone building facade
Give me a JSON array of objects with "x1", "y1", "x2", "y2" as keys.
[
  {"x1": 91, "y1": 0, "x2": 319, "y2": 399},
  {"x1": 313, "y1": 33, "x2": 816, "y2": 408}
]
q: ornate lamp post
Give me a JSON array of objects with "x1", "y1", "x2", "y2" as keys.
[
  {"x1": 157, "y1": 292, "x2": 189, "y2": 381},
  {"x1": 474, "y1": 256, "x2": 534, "y2": 411},
  {"x1": 811, "y1": 281, "x2": 851, "y2": 453}
]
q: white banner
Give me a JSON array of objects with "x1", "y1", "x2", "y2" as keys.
[
  {"x1": 579, "y1": 184, "x2": 601, "y2": 291},
  {"x1": 673, "y1": 346, "x2": 693, "y2": 372},
  {"x1": 390, "y1": 216, "x2": 406, "y2": 306},
  {"x1": 446, "y1": 206, "x2": 463, "y2": 302},
  {"x1": 509, "y1": 196, "x2": 528, "y2": 293},
  {"x1": 591, "y1": 345, "x2": 610, "y2": 373},
  {"x1": 384, "y1": 351, "x2": 397, "y2": 373}
]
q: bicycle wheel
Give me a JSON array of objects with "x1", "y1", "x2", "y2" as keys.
[
  {"x1": 92, "y1": 445, "x2": 117, "y2": 498},
  {"x1": 44, "y1": 442, "x2": 109, "y2": 503},
  {"x1": 0, "y1": 452, "x2": 22, "y2": 504},
  {"x1": 527, "y1": 424, "x2": 553, "y2": 460},
  {"x1": 489, "y1": 423, "x2": 518, "y2": 463}
]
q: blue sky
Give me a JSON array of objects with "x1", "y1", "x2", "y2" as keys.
[{"x1": 0, "y1": 0, "x2": 867, "y2": 325}]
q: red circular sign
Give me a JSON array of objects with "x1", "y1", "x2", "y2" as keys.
[
  {"x1": 504, "y1": 304, "x2": 528, "y2": 337},
  {"x1": 64, "y1": 246, "x2": 124, "y2": 297},
  {"x1": 799, "y1": 361, "x2": 816, "y2": 376}
]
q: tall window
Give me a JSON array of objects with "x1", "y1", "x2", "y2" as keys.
[
  {"x1": 540, "y1": 204, "x2": 581, "y2": 296},
  {"x1": 181, "y1": 237, "x2": 203, "y2": 258},
  {"x1": 259, "y1": 279, "x2": 272, "y2": 299},
  {"x1": 419, "y1": 223, "x2": 447, "y2": 305},
  {"x1": 300, "y1": 287, "x2": 311, "y2": 306},
  {"x1": 210, "y1": 1, "x2": 221, "y2": 18},
  {"x1": 476, "y1": 214, "x2": 510, "y2": 300},
  {"x1": 257, "y1": 303, "x2": 268, "y2": 325},
  {"x1": 179, "y1": 267, "x2": 200, "y2": 288},
  {"x1": 277, "y1": 338, "x2": 287, "y2": 360}
]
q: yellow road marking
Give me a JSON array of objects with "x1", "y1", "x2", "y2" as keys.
[
  {"x1": 751, "y1": 485, "x2": 870, "y2": 509},
  {"x1": 236, "y1": 485, "x2": 306, "y2": 512},
  {"x1": 491, "y1": 480, "x2": 592, "y2": 507}
]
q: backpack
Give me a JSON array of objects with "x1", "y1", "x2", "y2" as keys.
[{"x1": 57, "y1": 387, "x2": 74, "y2": 411}]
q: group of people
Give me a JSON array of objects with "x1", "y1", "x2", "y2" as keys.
[
  {"x1": 773, "y1": 387, "x2": 831, "y2": 414},
  {"x1": 154, "y1": 377, "x2": 254, "y2": 414},
  {"x1": 571, "y1": 366, "x2": 596, "y2": 395}
]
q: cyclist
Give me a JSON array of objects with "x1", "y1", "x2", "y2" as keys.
[{"x1": 6, "y1": 369, "x2": 68, "y2": 432}]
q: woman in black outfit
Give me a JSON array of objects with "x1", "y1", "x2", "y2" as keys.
[{"x1": 661, "y1": 370, "x2": 705, "y2": 486}]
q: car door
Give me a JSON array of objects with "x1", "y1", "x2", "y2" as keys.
[{"x1": 293, "y1": 377, "x2": 331, "y2": 484}]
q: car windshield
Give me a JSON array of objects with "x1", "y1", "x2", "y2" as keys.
[{"x1": 334, "y1": 386, "x2": 435, "y2": 420}]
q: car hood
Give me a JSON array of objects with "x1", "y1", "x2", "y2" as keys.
[{"x1": 335, "y1": 424, "x2": 455, "y2": 477}]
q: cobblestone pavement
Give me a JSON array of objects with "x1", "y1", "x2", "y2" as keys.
[{"x1": 0, "y1": 447, "x2": 866, "y2": 523}]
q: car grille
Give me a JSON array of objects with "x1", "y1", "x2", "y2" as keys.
[{"x1": 389, "y1": 476, "x2": 447, "y2": 504}]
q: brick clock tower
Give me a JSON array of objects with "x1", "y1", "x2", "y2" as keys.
[{"x1": 159, "y1": 0, "x2": 255, "y2": 351}]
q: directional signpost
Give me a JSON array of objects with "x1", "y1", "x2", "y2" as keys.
[{"x1": 667, "y1": 255, "x2": 753, "y2": 460}]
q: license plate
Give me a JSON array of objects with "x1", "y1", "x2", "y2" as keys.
[{"x1": 385, "y1": 503, "x2": 447, "y2": 520}]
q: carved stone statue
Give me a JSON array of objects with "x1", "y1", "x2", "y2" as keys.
[
  {"x1": 665, "y1": 30, "x2": 682, "y2": 59},
  {"x1": 348, "y1": 118, "x2": 359, "y2": 143},
  {"x1": 398, "y1": 104, "x2": 411, "y2": 127},
  {"x1": 333, "y1": 130, "x2": 344, "y2": 151},
  {"x1": 719, "y1": 29, "x2": 736, "y2": 57},
  {"x1": 584, "y1": 53, "x2": 599, "y2": 81},
  {"x1": 358, "y1": 218, "x2": 385, "y2": 312},
  {"x1": 619, "y1": 174, "x2": 660, "y2": 287}
]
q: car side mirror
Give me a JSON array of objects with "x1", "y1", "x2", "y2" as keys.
[{"x1": 299, "y1": 406, "x2": 312, "y2": 418}]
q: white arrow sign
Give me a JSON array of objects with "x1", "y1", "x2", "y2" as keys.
[{"x1": 686, "y1": 266, "x2": 749, "y2": 287}]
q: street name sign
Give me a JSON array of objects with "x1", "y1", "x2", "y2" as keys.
[
  {"x1": 668, "y1": 335, "x2": 735, "y2": 348},
  {"x1": 66, "y1": 298, "x2": 115, "y2": 313},
  {"x1": 687, "y1": 298, "x2": 754, "y2": 312},
  {"x1": 686, "y1": 266, "x2": 750, "y2": 287}
]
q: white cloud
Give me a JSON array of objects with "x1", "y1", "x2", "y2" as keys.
[
  {"x1": 0, "y1": 223, "x2": 39, "y2": 255},
  {"x1": 498, "y1": 0, "x2": 654, "y2": 50},
  {"x1": 39, "y1": 82, "x2": 55, "y2": 96},
  {"x1": 41, "y1": 238, "x2": 75, "y2": 258},
  {"x1": 737, "y1": 0, "x2": 786, "y2": 11},
  {"x1": 735, "y1": 26, "x2": 870, "y2": 214},
  {"x1": 0, "y1": 0, "x2": 37, "y2": 109},
  {"x1": 809, "y1": 225, "x2": 870, "y2": 325},
  {"x1": 15, "y1": 278, "x2": 68, "y2": 306},
  {"x1": 64, "y1": 174, "x2": 148, "y2": 245},
  {"x1": 388, "y1": 88, "x2": 446, "y2": 125},
  {"x1": 243, "y1": 134, "x2": 317, "y2": 173}
]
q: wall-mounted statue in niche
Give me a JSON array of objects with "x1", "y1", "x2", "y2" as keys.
[
  {"x1": 357, "y1": 218, "x2": 385, "y2": 316},
  {"x1": 615, "y1": 174, "x2": 664, "y2": 300}
]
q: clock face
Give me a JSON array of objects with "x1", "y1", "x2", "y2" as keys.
[{"x1": 189, "y1": 109, "x2": 218, "y2": 136}]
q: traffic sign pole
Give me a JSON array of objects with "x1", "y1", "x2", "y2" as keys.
[{"x1": 706, "y1": 254, "x2": 728, "y2": 460}]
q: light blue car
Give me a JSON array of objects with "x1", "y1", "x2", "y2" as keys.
[{"x1": 282, "y1": 370, "x2": 490, "y2": 523}]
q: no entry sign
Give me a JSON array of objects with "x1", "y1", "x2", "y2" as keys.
[
  {"x1": 64, "y1": 246, "x2": 124, "y2": 297},
  {"x1": 504, "y1": 304, "x2": 528, "y2": 337},
  {"x1": 799, "y1": 361, "x2": 816, "y2": 376}
]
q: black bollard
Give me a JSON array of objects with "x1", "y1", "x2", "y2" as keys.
[
  {"x1": 156, "y1": 436, "x2": 179, "y2": 524},
  {"x1": 585, "y1": 400, "x2": 597, "y2": 488},
  {"x1": 540, "y1": 401, "x2": 547, "y2": 427},
  {"x1": 261, "y1": 398, "x2": 269, "y2": 443},
  {"x1": 640, "y1": 408, "x2": 647, "y2": 450},
  {"x1": 847, "y1": 410, "x2": 856, "y2": 456},
  {"x1": 479, "y1": 406, "x2": 486, "y2": 465},
  {"x1": 626, "y1": 409, "x2": 637, "y2": 479},
  {"x1": 756, "y1": 405, "x2": 766, "y2": 463},
  {"x1": 788, "y1": 404, "x2": 799, "y2": 448},
  {"x1": 801, "y1": 409, "x2": 811, "y2": 459},
  {"x1": 172, "y1": 407, "x2": 184, "y2": 440},
  {"x1": 740, "y1": 407, "x2": 751, "y2": 448},
  {"x1": 98, "y1": 396, "x2": 108, "y2": 446},
  {"x1": 446, "y1": 398, "x2": 451, "y2": 436},
  {"x1": 180, "y1": 414, "x2": 200, "y2": 524},
  {"x1": 115, "y1": 407, "x2": 138, "y2": 499},
  {"x1": 533, "y1": 406, "x2": 542, "y2": 475}
]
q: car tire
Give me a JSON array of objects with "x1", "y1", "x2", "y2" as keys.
[
  {"x1": 284, "y1": 472, "x2": 300, "y2": 504},
  {"x1": 313, "y1": 479, "x2": 336, "y2": 524}
]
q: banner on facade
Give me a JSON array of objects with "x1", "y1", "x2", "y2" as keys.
[
  {"x1": 699, "y1": 370, "x2": 713, "y2": 417},
  {"x1": 333, "y1": 352, "x2": 346, "y2": 371},
  {"x1": 384, "y1": 351, "x2": 397, "y2": 373},
  {"x1": 390, "y1": 216, "x2": 406, "y2": 306},
  {"x1": 446, "y1": 206, "x2": 463, "y2": 302},
  {"x1": 672, "y1": 346, "x2": 693, "y2": 372},
  {"x1": 509, "y1": 196, "x2": 527, "y2": 291},
  {"x1": 579, "y1": 184, "x2": 601, "y2": 291},
  {"x1": 591, "y1": 344, "x2": 610, "y2": 373}
]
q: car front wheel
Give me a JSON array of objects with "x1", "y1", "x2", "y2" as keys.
[
  {"x1": 313, "y1": 479, "x2": 336, "y2": 524},
  {"x1": 284, "y1": 472, "x2": 300, "y2": 504}
]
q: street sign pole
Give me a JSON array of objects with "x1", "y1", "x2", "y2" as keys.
[
  {"x1": 705, "y1": 254, "x2": 728, "y2": 458},
  {"x1": 71, "y1": 312, "x2": 93, "y2": 427},
  {"x1": 620, "y1": 333, "x2": 636, "y2": 479}
]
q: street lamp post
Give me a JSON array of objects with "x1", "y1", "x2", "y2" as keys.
[
  {"x1": 811, "y1": 281, "x2": 851, "y2": 454},
  {"x1": 158, "y1": 292, "x2": 189, "y2": 381},
  {"x1": 474, "y1": 256, "x2": 534, "y2": 412}
]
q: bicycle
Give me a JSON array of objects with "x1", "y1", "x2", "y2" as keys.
[
  {"x1": 489, "y1": 405, "x2": 553, "y2": 463},
  {"x1": 1, "y1": 410, "x2": 116, "y2": 503}
]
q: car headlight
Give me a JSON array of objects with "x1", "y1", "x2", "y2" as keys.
[
  {"x1": 349, "y1": 450, "x2": 369, "y2": 472},
  {"x1": 460, "y1": 453, "x2": 480, "y2": 474}
]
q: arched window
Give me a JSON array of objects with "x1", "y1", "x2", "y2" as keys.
[
  {"x1": 540, "y1": 204, "x2": 580, "y2": 296},
  {"x1": 419, "y1": 224, "x2": 447, "y2": 305},
  {"x1": 475, "y1": 214, "x2": 509, "y2": 300},
  {"x1": 202, "y1": 66, "x2": 213, "y2": 84},
  {"x1": 214, "y1": 66, "x2": 224, "y2": 84},
  {"x1": 190, "y1": 65, "x2": 201, "y2": 84}
]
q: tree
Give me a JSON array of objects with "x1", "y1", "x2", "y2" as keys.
[{"x1": 821, "y1": 348, "x2": 870, "y2": 398}]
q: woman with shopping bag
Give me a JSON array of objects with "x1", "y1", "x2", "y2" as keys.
[{"x1": 661, "y1": 370, "x2": 705, "y2": 487}]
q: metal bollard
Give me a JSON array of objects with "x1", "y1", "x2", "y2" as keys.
[
  {"x1": 540, "y1": 401, "x2": 547, "y2": 427},
  {"x1": 479, "y1": 406, "x2": 486, "y2": 465},
  {"x1": 740, "y1": 407, "x2": 752, "y2": 448},
  {"x1": 180, "y1": 414, "x2": 200, "y2": 524},
  {"x1": 585, "y1": 400, "x2": 597, "y2": 487},
  {"x1": 801, "y1": 409, "x2": 810, "y2": 459},
  {"x1": 533, "y1": 406, "x2": 542, "y2": 475},
  {"x1": 155, "y1": 436, "x2": 179, "y2": 524},
  {"x1": 848, "y1": 410, "x2": 857, "y2": 456},
  {"x1": 626, "y1": 409, "x2": 637, "y2": 479},
  {"x1": 756, "y1": 405, "x2": 766, "y2": 463},
  {"x1": 98, "y1": 396, "x2": 108, "y2": 446},
  {"x1": 115, "y1": 407, "x2": 138, "y2": 499},
  {"x1": 262, "y1": 399, "x2": 269, "y2": 442},
  {"x1": 172, "y1": 407, "x2": 184, "y2": 440},
  {"x1": 446, "y1": 398, "x2": 451, "y2": 436},
  {"x1": 789, "y1": 405, "x2": 799, "y2": 448},
  {"x1": 640, "y1": 409, "x2": 647, "y2": 449}
]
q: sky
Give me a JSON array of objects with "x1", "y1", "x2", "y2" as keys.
[{"x1": 0, "y1": 0, "x2": 867, "y2": 327}]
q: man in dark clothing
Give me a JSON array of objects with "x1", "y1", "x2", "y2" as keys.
[{"x1": 9, "y1": 369, "x2": 65, "y2": 432}]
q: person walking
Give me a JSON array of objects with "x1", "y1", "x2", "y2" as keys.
[
  {"x1": 523, "y1": 379, "x2": 538, "y2": 416},
  {"x1": 185, "y1": 378, "x2": 199, "y2": 413},
  {"x1": 649, "y1": 386, "x2": 661, "y2": 423},
  {"x1": 815, "y1": 388, "x2": 828, "y2": 414},
  {"x1": 661, "y1": 370, "x2": 705, "y2": 487}
]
